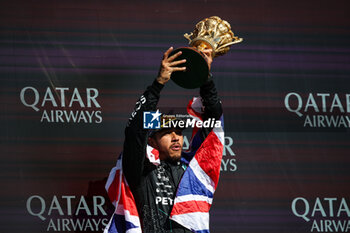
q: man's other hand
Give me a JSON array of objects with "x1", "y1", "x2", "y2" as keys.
[
  {"x1": 201, "y1": 48, "x2": 213, "y2": 71},
  {"x1": 157, "y1": 47, "x2": 186, "y2": 85}
]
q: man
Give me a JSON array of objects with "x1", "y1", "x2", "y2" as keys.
[{"x1": 122, "y1": 47, "x2": 223, "y2": 232}]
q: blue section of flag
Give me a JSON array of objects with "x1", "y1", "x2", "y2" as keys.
[
  {"x1": 195, "y1": 230, "x2": 210, "y2": 233},
  {"x1": 108, "y1": 213, "x2": 139, "y2": 233},
  {"x1": 175, "y1": 166, "x2": 214, "y2": 198},
  {"x1": 219, "y1": 115, "x2": 224, "y2": 129},
  {"x1": 181, "y1": 129, "x2": 203, "y2": 164}
]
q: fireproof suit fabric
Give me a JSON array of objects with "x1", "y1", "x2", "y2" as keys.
[{"x1": 122, "y1": 78, "x2": 222, "y2": 233}]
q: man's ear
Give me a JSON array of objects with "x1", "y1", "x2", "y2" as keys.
[{"x1": 148, "y1": 137, "x2": 158, "y2": 149}]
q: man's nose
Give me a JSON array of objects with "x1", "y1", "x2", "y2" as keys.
[{"x1": 171, "y1": 131, "x2": 179, "y2": 140}]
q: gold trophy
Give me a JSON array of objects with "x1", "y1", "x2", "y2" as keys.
[{"x1": 170, "y1": 16, "x2": 243, "y2": 89}]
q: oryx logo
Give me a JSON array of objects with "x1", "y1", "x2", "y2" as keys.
[{"x1": 143, "y1": 110, "x2": 161, "y2": 129}]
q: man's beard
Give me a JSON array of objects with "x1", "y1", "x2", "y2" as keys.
[{"x1": 165, "y1": 152, "x2": 182, "y2": 164}]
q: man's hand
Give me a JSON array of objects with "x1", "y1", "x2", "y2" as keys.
[
  {"x1": 201, "y1": 48, "x2": 213, "y2": 71},
  {"x1": 157, "y1": 47, "x2": 186, "y2": 85}
]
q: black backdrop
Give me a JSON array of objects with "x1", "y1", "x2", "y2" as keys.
[{"x1": 1, "y1": 0, "x2": 350, "y2": 232}]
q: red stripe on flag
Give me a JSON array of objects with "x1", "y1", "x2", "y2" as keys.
[
  {"x1": 121, "y1": 177, "x2": 139, "y2": 216},
  {"x1": 171, "y1": 200, "x2": 211, "y2": 216},
  {"x1": 194, "y1": 131, "x2": 223, "y2": 187}
]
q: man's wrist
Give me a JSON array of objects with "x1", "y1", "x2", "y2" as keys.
[
  {"x1": 152, "y1": 79, "x2": 165, "y2": 93},
  {"x1": 156, "y1": 76, "x2": 167, "y2": 85},
  {"x1": 201, "y1": 73, "x2": 214, "y2": 88}
]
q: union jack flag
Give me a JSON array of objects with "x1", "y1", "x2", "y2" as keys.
[
  {"x1": 104, "y1": 155, "x2": 141, "y2": 233},
  {"x1": 104, "y1": 97, "x2": 224, "y2": 233},
  {"x1": 170, "y1": 97, "x2": 224, "y2": 233}
]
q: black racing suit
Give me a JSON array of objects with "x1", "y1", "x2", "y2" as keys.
[{"x1": 122, "y1": 78, "x2": 222, "y2": 233}]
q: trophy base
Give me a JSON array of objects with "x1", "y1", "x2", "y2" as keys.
[{"x1": 169, "y1": 47, "x2": 209, "y2": 89}]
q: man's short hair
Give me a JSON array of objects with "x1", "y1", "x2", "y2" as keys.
[{"x1": 148, "y1": 115, "x2": 188, "y2": 138}]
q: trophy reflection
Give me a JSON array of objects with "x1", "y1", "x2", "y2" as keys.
[{"x1": 170, "y1": 16, "x2": 243, "y2": 89}]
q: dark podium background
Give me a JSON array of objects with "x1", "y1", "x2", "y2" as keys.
[{"x1": 1, "y1": 0, "x2": 350, "y2": 232}]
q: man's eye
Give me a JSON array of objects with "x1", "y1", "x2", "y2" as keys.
[
  {"x1": 161, "y1": 131, "x2": 171, "y2": 136},
  {"x1": 175, "y1": 131, "x2": 182, "y2": 136}
]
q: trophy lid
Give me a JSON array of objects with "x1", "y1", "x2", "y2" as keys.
[{"x1": 184, "y1": 16, "x2": 243, "y2": 57}]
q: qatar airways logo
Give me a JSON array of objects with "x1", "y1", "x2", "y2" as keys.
[
  {"x1": 26, "y1": 195, "x2": 109, "y2": 231},
  {"x1": 292, "y1": 197, "x2": 350, "y2": 232},
  {"x1": 285, "y1": 92, "x2": 350, "y2": 128},
  {"x1": 20, "y1": 87, "x2": 102, "y2": 123}
]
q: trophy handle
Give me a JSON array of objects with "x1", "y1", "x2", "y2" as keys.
[
  {"x1": 184, "y1": 33, "x2": 193, "y2": 42},
  {"x1": 216, "y1": 38, "x2": 243, "y2": 51}
]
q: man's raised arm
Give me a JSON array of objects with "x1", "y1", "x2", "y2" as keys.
[
  {"x1": 199, "y1": 49, "x2": 223, "y2": 139},
  {"x1": 122, "y1": 47, "x2": 186, "y2": 188}
]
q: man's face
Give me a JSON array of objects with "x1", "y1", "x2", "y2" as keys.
[{"x1": 150, "y1": 128, "x2": 184, "y2": 162}]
